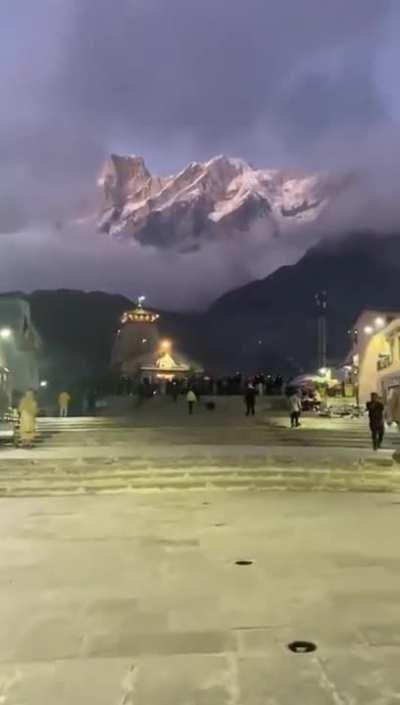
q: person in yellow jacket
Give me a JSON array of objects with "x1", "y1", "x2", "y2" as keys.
[
  {"x1": 18, "y1": 390, "x2": 38, "y2": 448},
  {"x1": 58, "y1": 391, "x2": 71, "y2": 418}
]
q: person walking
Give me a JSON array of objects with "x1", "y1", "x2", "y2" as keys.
[
  {"x1": 171, "y1": 381, "x2": 179, "y2": 402},
  {"x1": 58, "y1": 391, "x2": 71, "y2": 418},
  {"x1": 18, "y1": 390, "x2": 38, "y2": 448},
  {"x1": 244, "y1": 384, "x2": 256, "y2": 416},
  {"x1": 366, "y1": 392, "x2": 385, "y2": 450},
  {"x1": 87, "y1": 389, "x2": 97, "y2": 416},
  {"x1": 288, "y1": 389, "x2": 302, "y2": 428},
  {"x1": 186, "y1": 389, "x2": 197, "y2": 415}
]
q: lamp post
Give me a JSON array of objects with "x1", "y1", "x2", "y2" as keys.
[
  {"x1": 314, "y1": 291, "x2": 327, "y2": 370},
  {"x1": 0, "y1": 328, "x2": 12, "y2": 340}
]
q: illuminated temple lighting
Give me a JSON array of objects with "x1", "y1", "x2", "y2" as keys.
[
  {"x1": 121, "y1": 307, "x2": 160, "y2": 325},
  {"x1": 160, "y1": 339, "x2": 172, "y2": 352}
]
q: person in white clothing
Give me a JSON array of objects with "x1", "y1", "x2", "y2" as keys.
[
  {"x1": 186, "y1": 389, "x2": 197, "y2": 415},
  {"x1": 288, "y1": 390, "x2": 302, "y2": 428}
]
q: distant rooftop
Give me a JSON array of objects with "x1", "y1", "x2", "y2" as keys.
[{"x1": 120, "y1": 305, "x2": 160, "y2": 325}]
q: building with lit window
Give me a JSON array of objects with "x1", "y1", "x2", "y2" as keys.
[
  {"x1": 111, "y1": 299, "x2": 201, "y2": 383},
  {"x1": 0, "y1": 297, "x2": 42, "y2": 396},
  {"x1": 346, "y1": 310, "x2": 400, "y2": 404}
]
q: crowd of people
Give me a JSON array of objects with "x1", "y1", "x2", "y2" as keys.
[
  {"x1": 5, "y1": 375, "x2": 400, "y2": 452},
  {"x1": 118, "y1": 373, "x2": 285, "y2": 400}
]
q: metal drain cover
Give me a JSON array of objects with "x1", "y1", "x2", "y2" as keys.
[
  {"x1": 235, "y1": 560, "x2": 253, "y2": 566},
  {"x1": 288, "y1": 641, "x2": 317, "y2": 653}
]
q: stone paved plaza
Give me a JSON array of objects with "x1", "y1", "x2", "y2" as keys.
[
  {"x1": 1, "y1": 490, "x2": 400, "y2": 703},
  {"x1": 0, "y1": 403, "x2": 399, "y2": 495},
  {"x1": 0, "y1": 404, "x2": 399, "y2": 702}
]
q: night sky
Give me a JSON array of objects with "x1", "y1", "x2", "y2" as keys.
[{"x1": 1, "y1": 1, "x2": 400, "y2": 309}]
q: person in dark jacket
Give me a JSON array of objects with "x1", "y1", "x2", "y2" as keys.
[
  {"x1": 87, "y1": 389, "x2": 97, "y2": 416},
  {"x1": 366, "y1": 392, "x2": 385, "y2": 450},
  {"x1": 244, "y1": 384, "x2": 257, "y2": 416}
]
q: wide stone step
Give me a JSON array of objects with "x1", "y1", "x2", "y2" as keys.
[
  {"x1": 35, "y1": 439, "x2": 400, "y2": 450},
  {"x1": 0, "y1": 460, "x2": 397, "y2": 496}
]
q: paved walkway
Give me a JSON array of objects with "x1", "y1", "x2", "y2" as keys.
[
  {"x1": 0, "y1": 439, "x2": 395, "y2": 461},
  {"x1": 24, "y1": 414, "x2": 400, "y2": 452},
  {"x1": 0, "y1": 414, "x2": 398, "y2": 495},
  {"x1": 1, "y1": 491, "x2": 400, "y2": 703}
]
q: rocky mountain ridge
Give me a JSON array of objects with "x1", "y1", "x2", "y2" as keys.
[
  {"x1": 4, "y1": 231, "x2": 400, "y2": 383},
  {"x1": 97, "y1": 154, "x2": 347, "y2": 251}
]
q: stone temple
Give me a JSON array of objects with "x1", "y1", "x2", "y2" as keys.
[{"x1": 111, "y1": 299, "x2": 200, "y2": 383}]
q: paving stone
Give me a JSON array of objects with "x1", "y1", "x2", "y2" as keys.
[
  {"x1": 134, "y1": 654, "x2": 230, "y2": 705},
  {"x1": 12, "y1": 617, "x2": 83, "y2": 662},
  {"x1": 362, "y1": 623, "x2": 400, "y2": 646},
  {"x1": 81, "y1": 599, "x2": 168, "y2": 634},
  {"x1": 318, "y1": 646, "x2": 400, "y2": 704},
  {"x1": 363, "y1": 457, "x2": 394, "y2": 467},
  {"x1": 235, "y1": 627, "x2": 277, "y2": 653},
  {"x1": 238, "y1": 653, "x2": 334, "y2": 705},
  {"x1": 83, "y1": 630, "x2": 237, "y2": 658},
  {"x1": 393, "y1": 449, "x2": 400, "y2": 464},
  {"x1": 0, "y1": 658, "x2": 136, "y2": 704}
]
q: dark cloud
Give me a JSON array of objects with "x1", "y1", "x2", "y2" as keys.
[
  {"x1": 277, "y1": 66, "x2": 384, "y2": 148},
  {"x1": 59, "y1": 0, "x2": 392, "y2": 157},
  {"x1": 0, "y1": 0, "x2": 399, "y2": 304},
  {"x1": 0, "y1": 219, "x2": 317, "y2": 310}
]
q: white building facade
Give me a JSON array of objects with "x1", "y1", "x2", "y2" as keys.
[{"x1": 347, "y1": 310, "x2": 400, "y2": 405}]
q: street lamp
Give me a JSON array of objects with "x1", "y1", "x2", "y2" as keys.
[
  {"x1": 374, "y1": 317, "x2": 385, "y2": 329},
  {"x1": 0, "y1": 328, "x2": 12, "y2": 340},
  {"x1": 40, "y1": 380, "x2": 48, "y2": 388},
  {"x1": 364, "y1": 325, "x2": 373, "y2": 335}
]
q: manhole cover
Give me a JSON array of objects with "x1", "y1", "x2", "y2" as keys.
[
  {"x1": 235, "y1": 560, "x2": 253, "y2": 566},
  {"x1": 288, "y1": 641, "x2": 317, "y2": 654}
]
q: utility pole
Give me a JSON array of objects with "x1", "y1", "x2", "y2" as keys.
[{"x1": 314, "y1": 291, "x2": 328, "y2": 369}]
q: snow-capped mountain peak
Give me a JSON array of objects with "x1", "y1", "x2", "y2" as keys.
[{"x1": 97, "y1": 153, "x2": 343, "y2": 250}]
